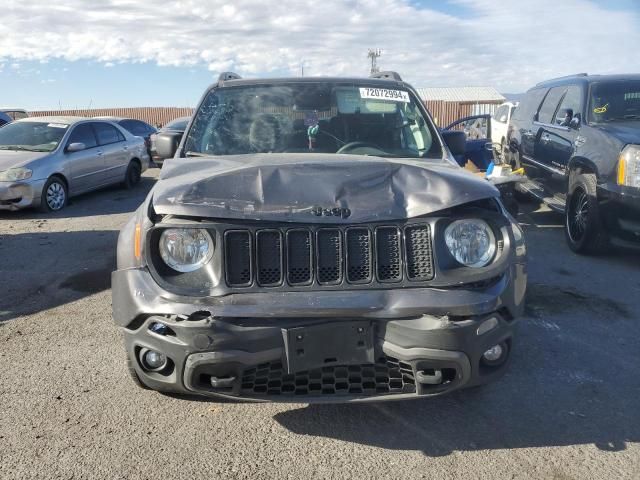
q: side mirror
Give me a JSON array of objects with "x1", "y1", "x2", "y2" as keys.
[
  {"x1": 569, "y1": 115, "x2": 581, "y2": 129},
  {"x1": 66, "y1": 142, "x2": 86, "y2": 153},
  {"x1": 441, "y1": 130, "x2": 467, "y2": 156},
  {"x1": 155, "y1": 131, "x2": 183, "y2": 160}
]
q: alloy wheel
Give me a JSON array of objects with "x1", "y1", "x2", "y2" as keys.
[
  {"x1": 46, "y1": 182, "x2": 66, "y2": 211},
  {"x1": 567, "y1": 186, "x2": 589, "y2": 243}
]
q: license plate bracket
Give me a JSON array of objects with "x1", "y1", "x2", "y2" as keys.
[{"x1": 282, "y1": 321, "x2": 374, "y2": 374}]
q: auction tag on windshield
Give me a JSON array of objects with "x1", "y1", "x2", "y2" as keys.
[
  {"x1": 47, "y1": 123, "x2": 68, "y2": 128},
  {"x1": 359, "y1": 87, "x2": 410, "y2": 103}
]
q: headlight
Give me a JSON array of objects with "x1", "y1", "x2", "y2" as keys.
[
  {"x1": 159, "y1": 228, "x2": 214, "y2": 272},
  {"x1": 618, "y1": 145, "x2": 640, "y2": 188},
  {"x1": 445, "y1": 219, "x2": 496, "y2": 267},
  {"x1": 0, "y1": 167, "x2": 32, "y2": 181}
]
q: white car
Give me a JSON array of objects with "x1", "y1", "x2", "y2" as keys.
[{"x1": 490, "y1": 102, "x2": 518, "y2": 159}]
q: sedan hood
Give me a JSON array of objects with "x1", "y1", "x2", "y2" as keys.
[
  {"x1": 152, "y1": 153, "x2": 499, "y2": 223},
  {"x1": 595, "y1": 122, "x2": 640, "y2": 145},
  {"x1": 0, "y1": 150, "x2": 50, "y2": 171}
]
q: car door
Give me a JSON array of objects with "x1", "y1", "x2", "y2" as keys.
[
  {"x1": 443, "y1": 114, "x2": 493, "y2": 169},
  {"x1": 94, "y1": 122, "x2": 129, "y2": 183},
  {"x1": 64, "y1": 122, "x2": 104, "y2": 194},
  {"x1": 518, "y1": 88, "x2": 548, "y2": 161},
  {"x1": 491, "y1": 105, "x2": 509, "y2": 144},
  {"x1": 533, "y1": 86, "x2": 566, "y2": 171}
]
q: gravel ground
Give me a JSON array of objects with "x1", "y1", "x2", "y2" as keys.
[{"x1": 1, "y1": 168, "x2": 639, "y2": 480}]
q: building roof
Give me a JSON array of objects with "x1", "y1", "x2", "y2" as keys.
[{"x1": 416, "y1": 86, "x2": 505, "y2": 103}]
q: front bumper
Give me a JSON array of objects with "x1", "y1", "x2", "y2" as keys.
[
  {"x1": 112, "y1": 261, "x2": 526, "y2": 402},
  {"x1": 0, "y1": 179, "x2": 45, "y2": 210},
  {"x1": 600, "y1": 184, "x2": 640, "y2": 243}
]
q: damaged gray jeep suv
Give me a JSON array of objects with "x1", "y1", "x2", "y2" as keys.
[{"x1": 112, "y1": 71, "x2": 527, "y2": 402}]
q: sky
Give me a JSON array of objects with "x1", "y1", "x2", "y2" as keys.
[{"x1": 1, "y1": 0, "x2": 639, "y2": 110}]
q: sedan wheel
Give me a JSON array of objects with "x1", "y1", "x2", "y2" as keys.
[{"x1": 40, "y1": 177, "x2": 68, "y2": 212}]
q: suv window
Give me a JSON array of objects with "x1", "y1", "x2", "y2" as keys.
[
  {"x1": 537, "y1": 87, "x2": 566, "y2": 124},
  {"x1": 94, "y1": 122, "x2": 125, "y2": 145},
  {"x1": 121, "y1": 119, "x2": 151, "y2": 136},
  {"x1": 512, "y1": 88, "x2": 547, "y2": 123},
  {"x1": 493, "y1": 105, "x2": 508, "y2": 123},
  {"x1": 67, "y1": 123, "x2": 98, "y2": 149},
  {"x1": 184, "y1": 83, "x2": 442, "y2": 159},
  {"x1": 555, "y1": 86, "x2": 583, "y2": 125}
]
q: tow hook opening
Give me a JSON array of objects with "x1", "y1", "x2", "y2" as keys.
[{"x1": 416, "y1": 367, "x2": 458, "y2": 389}]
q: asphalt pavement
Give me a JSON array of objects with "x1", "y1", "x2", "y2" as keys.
[{"x1": 1, "y1": 168, "x2": 639, "y2": 480}]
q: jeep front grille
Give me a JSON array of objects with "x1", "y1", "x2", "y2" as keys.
[{"x1": 223, "y1": 223, "x2": 434, "y2": 288}]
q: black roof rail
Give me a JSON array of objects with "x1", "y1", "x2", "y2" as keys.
[
  {"x1": 536, "y1": 73, "x2": 588, "y2": 85},
  {"x1": 370, "y1": 71, "x2": 403, "y2": 81},
  {"x1": 218, "y1": 72, "x2": 242, "y2": 84}
]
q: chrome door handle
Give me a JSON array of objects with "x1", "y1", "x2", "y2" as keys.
[
  {"x1": 123, "y1": 146, "x2": 128, "y2": 150},
  {"x1": 96, "y1": 150, "x2": 104, "y2": 156}
]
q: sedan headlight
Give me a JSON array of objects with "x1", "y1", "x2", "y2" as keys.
[
  {"x1": 618, "y1": 145, "x2": 640, "y2": 188},
  {"x1": 0, "y1": 167, "x2": 32, "y2": 181},
  {"x1": 159, "y1": 228, "x2": 214, "y2": 272},
  {"x1": 445, "y1": 219, "x2": 496, "y2": 268}
]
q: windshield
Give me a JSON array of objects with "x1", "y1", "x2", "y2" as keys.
[
  {"x1": 183, "y1": 83, "x2": 441, "y2": 159},
  {"x1": 165, "y1": 118, "x2": 189, "y2": 131},
  {"x1": 0, "y1": 121, "x2": 68, "y2": 152},
  {"x1": 589, "y1": 80, "x2": 640, "y2": 123}
]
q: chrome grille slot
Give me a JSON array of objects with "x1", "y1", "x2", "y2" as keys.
[
  {"x1": 286, "y1": 229, "x2": 313, "y2": 285},
  {"x1": 256, "y1": 230, "x2": 283, "y2": 286},
  {"x1": 376, "y1": 227, "x2": 402, "y2": 282},
  {"x1": 405, "y1": 225, "x2": 434, "y2": 281},
  {"x1": 316, "y1": 229, "x2": 343, "y2": 284},
  {"x1": 224, "y1": 230, "x2": 252, "y2": 287},
  {"x1": 346, "y1": 228, "x2": 372, "y2": 284}
]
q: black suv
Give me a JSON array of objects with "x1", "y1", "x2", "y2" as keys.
[{"x1": 508, "y1": 74, "x2": 640, "y2": 253}]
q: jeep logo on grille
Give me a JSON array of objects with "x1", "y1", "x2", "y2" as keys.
[{"x1": 311, "y1": 206, "x2": 351, "y2": 219}]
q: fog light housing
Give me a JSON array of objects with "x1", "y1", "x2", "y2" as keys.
[
  {"x1": 482, "y1": 342, "x2": 508, "y2": 367},
  {"x1": 140, "y1": 348, "x2": 168, "y2": 371}
]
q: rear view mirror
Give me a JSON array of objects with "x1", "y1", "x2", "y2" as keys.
[
  {"x1": 66, "y1": 142, "x2": 86, "y2": 153},
  {"x1": 155, "y1": 131, "x2": 183, "y2": 160},
  {"x1": 441, "y1": 130, "x2": 466, "y2": 156}
]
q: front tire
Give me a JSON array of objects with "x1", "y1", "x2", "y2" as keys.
[
  {"x1": 39, "y1": 176, "x2": 68, "y2": 212},
  {"x1": 123, "y1": 160, "x2": 141, "y2": 189},
  {"x1": 565, "y1": 173, "x2": 608, "y2": 254}
]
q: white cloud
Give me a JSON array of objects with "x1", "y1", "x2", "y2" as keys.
[{"x1": 0, "y1": 0, "x2": 638, "y2": 91}]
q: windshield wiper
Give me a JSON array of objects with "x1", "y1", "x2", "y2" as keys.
[
  {"x1": 185, "y1": 151, "x2": 211, "y2": 157},
  {"x1": 0, "y1": 145, "x2": 30, "y2": 151}
]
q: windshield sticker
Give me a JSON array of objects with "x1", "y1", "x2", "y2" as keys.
[
  {"x1": 47, "y1": 123, "x2": 69, "y2": 128},
  {"x1": 593, "y1": 104, "x2": 608, "y2": 114},
  {"x1": 359, "y1": 87, "x2": 409, "y2": 103}
]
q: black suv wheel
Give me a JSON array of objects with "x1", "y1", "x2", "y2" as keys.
[{"x1": 565, "y1": 172, "x2": 608, "y2": 254}]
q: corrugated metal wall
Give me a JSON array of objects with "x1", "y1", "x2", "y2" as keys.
[
  {"x1": 423, "y1": 101, "x2": 501, "y2": 127},
  {"x1": 29, "y1": 102, "x2": 500, "y2": 129},
  {"x1": 28, "y1": 107, "x2": 194, "y2": 127}
]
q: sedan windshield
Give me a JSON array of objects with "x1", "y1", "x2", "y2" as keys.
[
  {"x1": 184, "y1": 83, "x2": 441, "y2": 159},
  {"x1": 0, "y1": 121, "x2": 68, "y2": 152},
  {"x1": 589, "y1": 80, "x2": 640, "y2": 123}
]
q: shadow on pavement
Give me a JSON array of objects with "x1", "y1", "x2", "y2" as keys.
[
  {"x1": 0, "y1": 229, "x2": 118, "y2": 323},
  {"x1": 0, "y1": 174, "x2": 155, "y2": 220},
  {"x1": 275, "y1": 201, "x2": 640, "y2": 455}
]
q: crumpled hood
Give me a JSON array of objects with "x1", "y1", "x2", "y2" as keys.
[
  {"x1": 0, "y1": 150, "x2": 50, "y2": 171},
  {"x1": 595, "y1": 122, "x2": 640, "y2": 145},
  {"x1": 152, "y1": 153, "x2": 499, "y2": 223}
]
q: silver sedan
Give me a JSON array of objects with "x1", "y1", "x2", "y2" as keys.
[{"x1": 0, "y1": 116, "x2": 149, "y2": 212}]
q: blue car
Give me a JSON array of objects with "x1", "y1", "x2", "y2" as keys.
[{"x1": 0, "y1": 111, "x2": 11, "y2": 127}]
